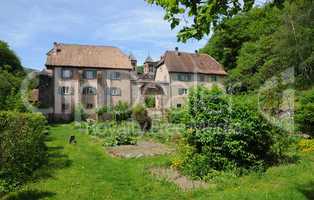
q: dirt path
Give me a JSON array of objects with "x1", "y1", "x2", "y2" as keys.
[{"x1": 149, "y1": 167, "x2": 211, "y2": 191}]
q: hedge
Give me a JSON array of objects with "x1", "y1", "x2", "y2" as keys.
[{"x1": 0, "y1": 111, "x2": 47, "y2": 194}]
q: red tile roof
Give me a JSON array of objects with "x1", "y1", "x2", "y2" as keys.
[
  {"x1": 45, "y1": 43, "x2": 132, "y2": 70},
  {"x1": 158, "y1": 51, "x2": 227, "y2": 75}
]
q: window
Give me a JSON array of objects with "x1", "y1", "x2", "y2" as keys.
[
  {"x1": 199, "y1": 74, "x2": 205, "y2": 82},
  {"x1": 178, "y1": 88, "x2": 188, "y2": 95},
  {"x1": 59, "y1": 86, "x2": 73, "y2": 95},
  {"x1": 61, "y1": 103, "x2": 69, "y2": 112},
  {"x1": 110, "y1": 72, "x2": 121, "y2": 80},
  {"x1": 110, "y1": 87, "x2": 121, "y2": 96},
  {"x1": 211, "y1": 75, "x2": 218, "y2": 82},
  {"x1": 86, "y1": 103, "x2": 93, "y2": 109},
  {"x1": 61, "y1": 69, "x2": 73, "y2": 79},
  {"x1": 84, "y1": 70, "x2": 96, "y2": 79},
  {"x1": 149, "y1": 66, "x2": 154, "y2": 73},
  {"x1": 82, "y1": 87, "x2": 96, "y2": 95},
  {"x1": 177, "y1": 104, "x2": 182, "y2": 108},
  {"x1": 177, "y1": 73, "x2": 192, "y2": 81}
]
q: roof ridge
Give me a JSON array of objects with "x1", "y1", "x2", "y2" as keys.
[{"x1": 58, "y1": 42, "x2": 119, "y2": 49}]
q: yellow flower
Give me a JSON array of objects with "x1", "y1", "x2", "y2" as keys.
[{"x1": 298, "y1": 139, "x2": 314, "y2": 153}]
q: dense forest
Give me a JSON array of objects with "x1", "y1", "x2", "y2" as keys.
[{"x1": 200, "y1": 0, "x2": 313, "y2": 93}]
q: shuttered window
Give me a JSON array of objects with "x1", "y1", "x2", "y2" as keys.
[
  {"x1": 82, "y1": 87, "x2": 96, "y2": 95},
  {"x1": 59, "y1": 86, "x2": 73, "y2": 95},
  {"x1": 110, "y1": 87, "x2": 121, "y2": 96},
  {"x1": 178, "y1": 88, "x2": 188, "y2": 95}
]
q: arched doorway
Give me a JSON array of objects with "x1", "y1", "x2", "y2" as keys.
[{"x1": 140, "y1": 82, "x2": 165, "y2": 110}]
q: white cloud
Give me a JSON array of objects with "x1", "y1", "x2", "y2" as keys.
[{"x1": 0, "y1": 0, "x2": 208, "y2": 68}]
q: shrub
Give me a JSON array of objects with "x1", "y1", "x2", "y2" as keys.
[
  {"x1": 81, "y1": 121, "x2": 139, "y2": 147},
  {"x1": 97, "y1": 101, "x2": 131, "y2": 122},
  {"x1": 147, "y1": 123, "x2": 184, "y2": 143},
  {"x1": 144, "y1": 96, "x2": 155, "y2": 108},
  {"x1": 96, "y1": 105, "x2": 110, "y2": 116},
  {"x1": 113, "y1": 101, "x2": 131, "y2": 122},
  {"x1": 74, "y1": 104, "x2": 88, "y2": 121},
  {"x1": 176, "y1": 86, "x2": 285, "y2": 179},
  {"x1": 0, "y1": 111, "x2": 47, "y2": 194},
  {"x1": 166, "y1": 107, "x2": 189, "y2": 124},
  {"x1": 132, "y1": 104, "x2": 152, "y2": 132},
  {"x1": 295, "y1": 88, "x2": 314, "y2": 136}
]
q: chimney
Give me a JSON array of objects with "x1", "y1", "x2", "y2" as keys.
[
  {"x1": 175, "y1": 47, "x2": 180, "y2": 56},
  {"x1": 53, "y1": 42, "x2": 61, "y2": 53}
]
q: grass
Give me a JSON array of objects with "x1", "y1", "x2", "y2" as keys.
[{"x1": 3, "y1": 124, "x2": 314, "y2": 200}]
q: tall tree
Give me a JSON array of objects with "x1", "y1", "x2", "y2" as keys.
[
  {"x1": 200, "y1": 5, "x2": 281, "y2": 71},
  {"x1": 0, "y1": 40, "x2": 23, "y2": 73},
  {"x1": 146, "y1": 0, "x2": 284, "y2": 42}
]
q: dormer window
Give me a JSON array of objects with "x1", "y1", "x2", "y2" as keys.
[{"x1": 61, "y1": 69, "x2": 73, "y2": 79}]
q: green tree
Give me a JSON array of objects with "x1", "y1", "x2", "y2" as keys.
[
  {"x1": 0, "y1": 40, "x2": 27, "y2": 111},
  {"x1": 146, "y1": 0, "x2": 284, "y2": 42},
  {"x1": 200, "y1": 5, "x2": 281, "y2": 71},
  {"x1": 0, "y1": 41, "x2": 23, "y2": 73}
]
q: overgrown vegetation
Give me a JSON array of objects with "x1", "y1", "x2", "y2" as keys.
[
  {"x1": 173, "y1": 86, "x2": 288, "y2": 179},
  {"x1": 96, "y1": 101, "x2": 131, "y2": 122},
  {"x1": 296, "y1": 88, "x2": 314, "y2": 136},
  {"x1": 77, "y1": 121, "x2": 139, "y2": 146},
  {"x1": 0, "y1": 111, "x2": 47, "y2": 195},
  {"x1": 144, "y1": 96, "x2": 155, "y2": 108},
  {"x1": 132, "y1": 104, "x2": 152, "y2": 132},
  {"x1": 166, "y1": 107, "x2": 189, "y2": 124}
]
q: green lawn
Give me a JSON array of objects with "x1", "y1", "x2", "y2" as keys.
[{"x1": 3, "y1": 124, "x2": 314, "y2": 200}]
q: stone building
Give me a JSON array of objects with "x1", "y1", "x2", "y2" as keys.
[{"x1": 38, "y1": 43, "x2": 227, "y2": 120}]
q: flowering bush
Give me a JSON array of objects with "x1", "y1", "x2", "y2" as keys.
[{"x1": 298, "y1": 139, "x2": 314, "y2": 153}]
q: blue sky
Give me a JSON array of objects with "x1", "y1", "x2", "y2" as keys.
[{"x1": 0, "y1": 0, "x2": 209, "y2": 70}]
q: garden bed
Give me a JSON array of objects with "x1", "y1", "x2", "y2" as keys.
[{"x1": 106, "y1": 141, "x2": 174, "y2": 158}]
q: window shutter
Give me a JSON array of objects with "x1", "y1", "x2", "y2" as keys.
[{"x1": 58, "y1": 87, "x2": 62, "y2": 95}]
